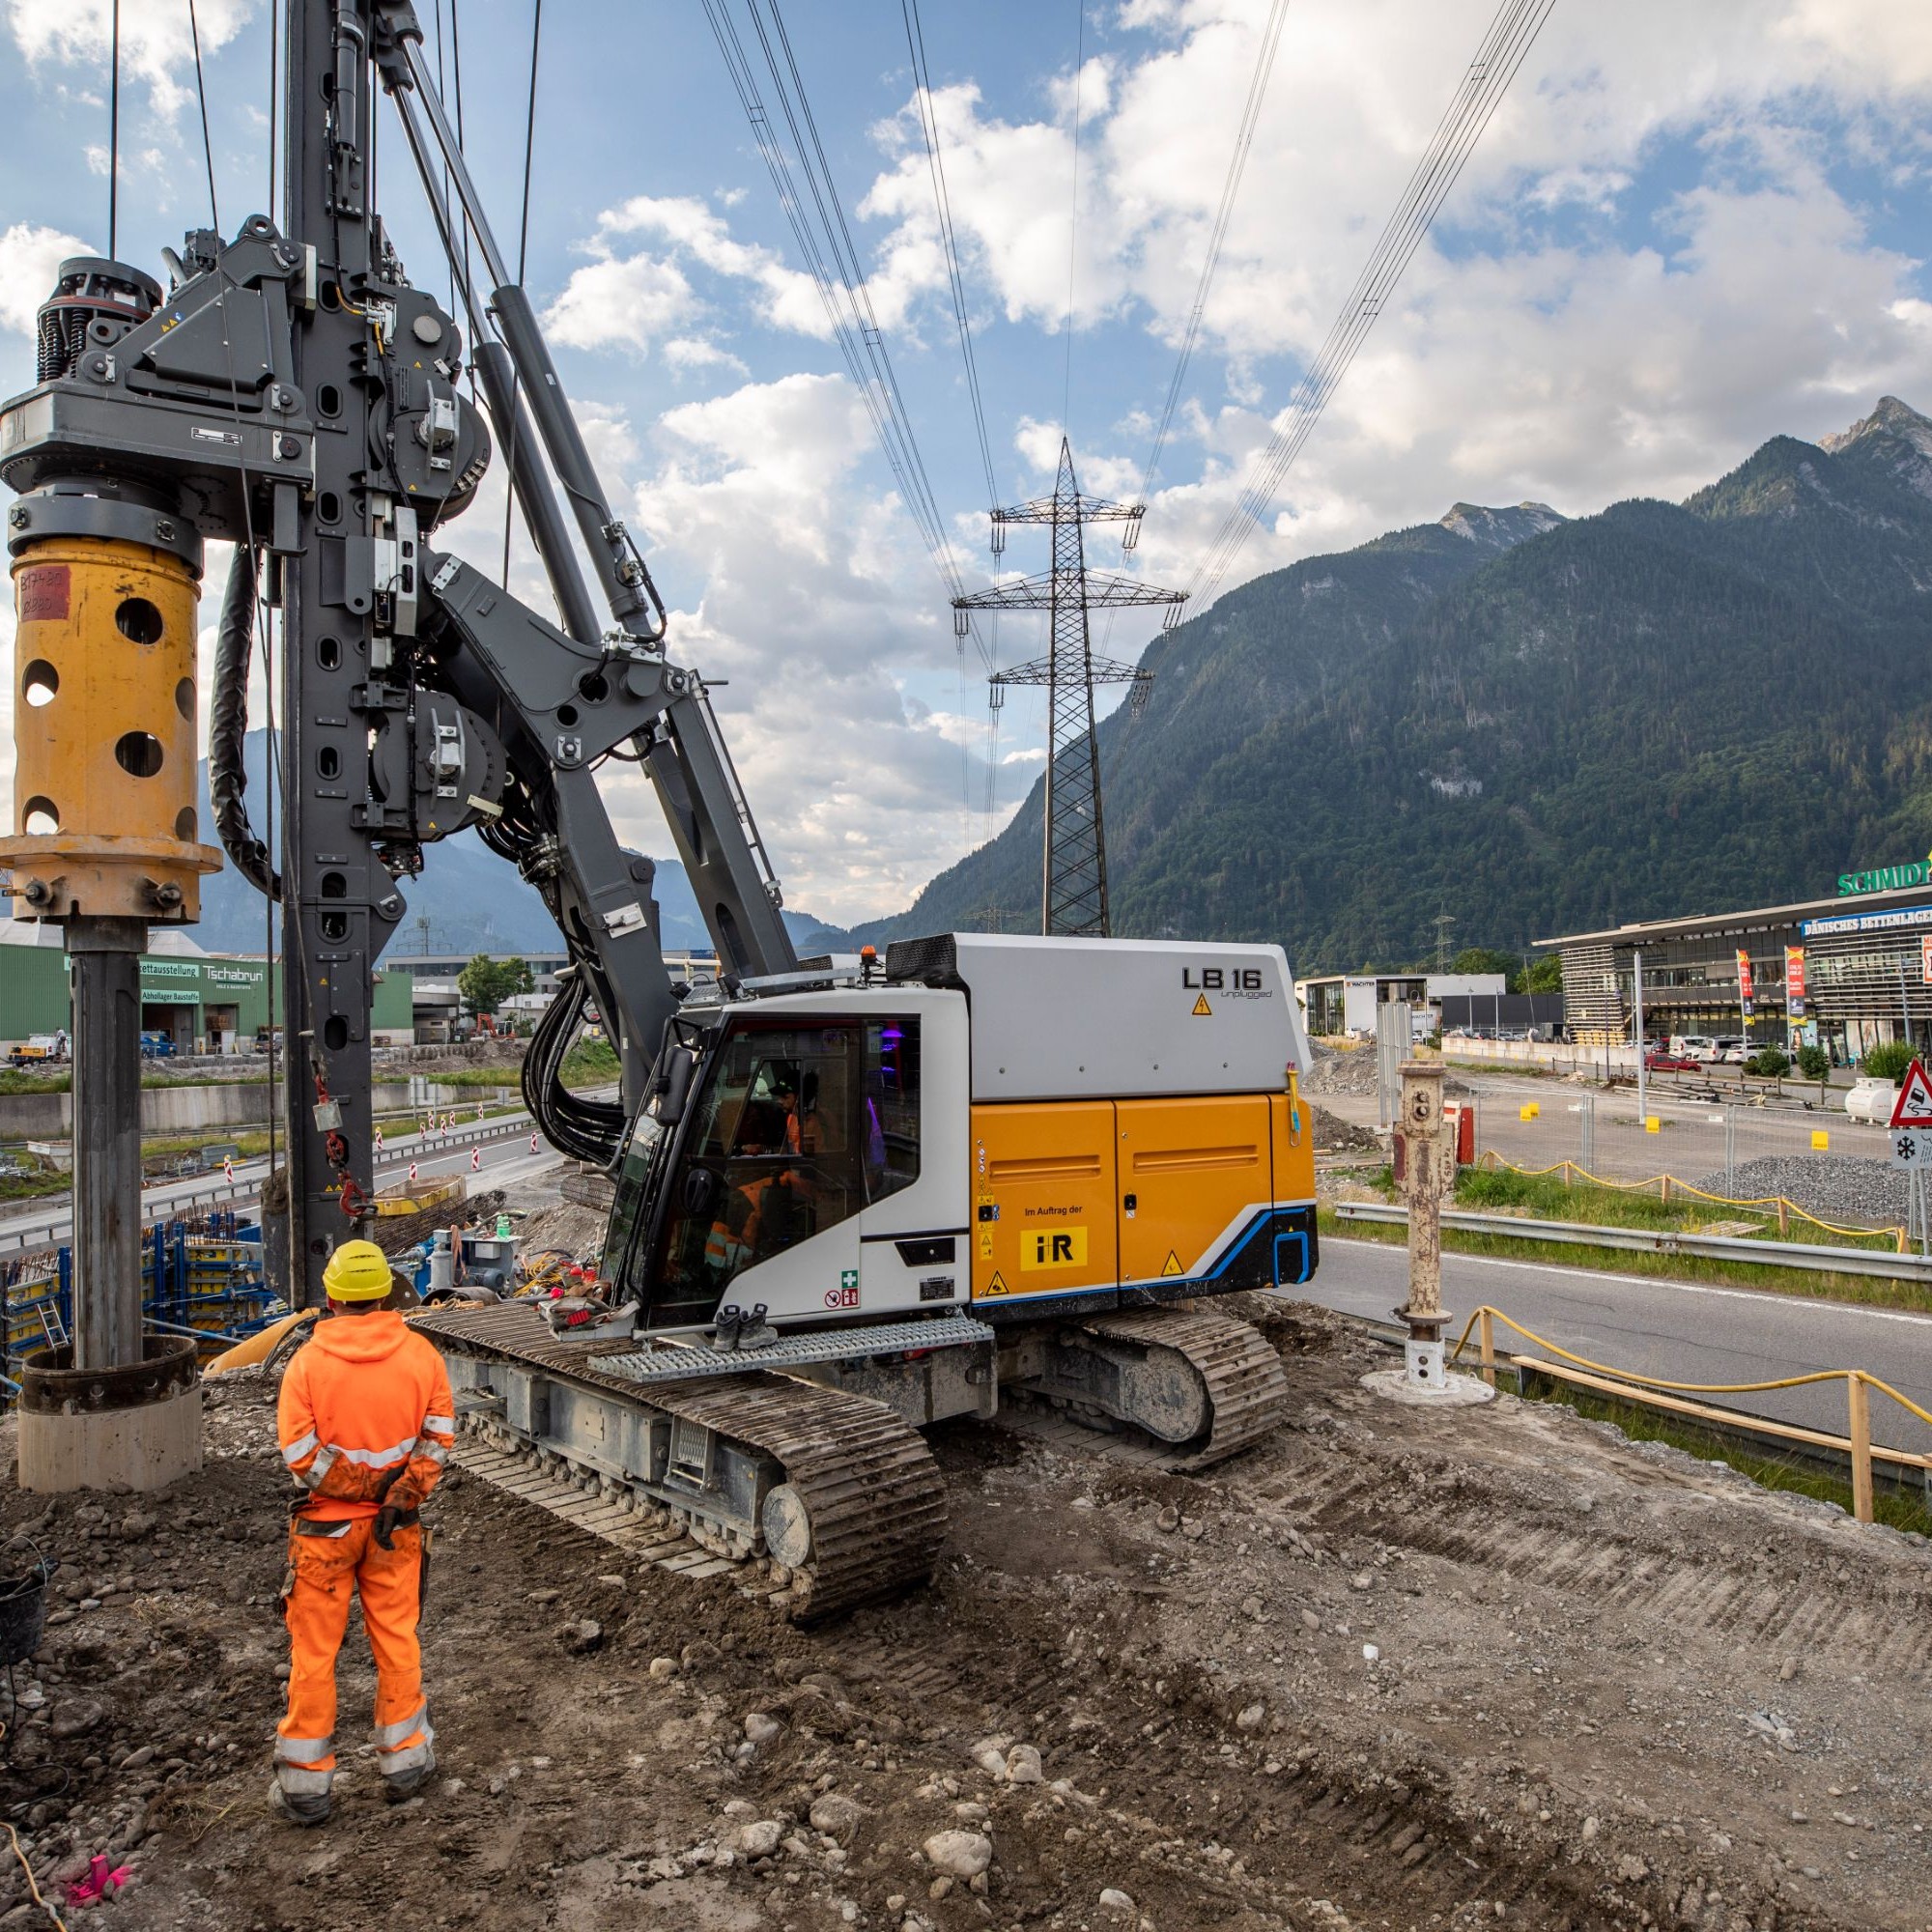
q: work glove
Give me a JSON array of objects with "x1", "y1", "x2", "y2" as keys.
[{"x1": 373, "y1": 1505, "x2": 402, "y2": 1551}]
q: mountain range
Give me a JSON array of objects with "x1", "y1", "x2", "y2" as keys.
[
  {"x1": 852, "y1": 395, "x2": 1932, "y2": 970},
  {"x1": 194, "y1": 733, "x2": 851, "y2": 961}
]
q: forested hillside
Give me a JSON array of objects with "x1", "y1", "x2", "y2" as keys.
[{"x1": 859, "y1": 398, "x2": 1932, "y2": 970}]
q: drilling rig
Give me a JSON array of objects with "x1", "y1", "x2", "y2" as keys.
[{"x1": 0, "y1": 3, "x2": 1319, "y2": 1613}]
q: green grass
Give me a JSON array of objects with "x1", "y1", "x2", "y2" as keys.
[
  {"x1": 1525, "y1": 1379, "x2": 1932, "y2": 1538},
  {"x1": 560, "y1": 1038, "x2": 620, "y2": 1090},
  {"x1": 413, "y1": 1065, "x2": 526, "y2": 1091}
]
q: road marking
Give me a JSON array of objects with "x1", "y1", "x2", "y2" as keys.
[{"x1": 1324, "y1": 1237, "x2": 1932, "y2": 1328}]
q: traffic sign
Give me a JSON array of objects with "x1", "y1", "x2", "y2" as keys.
[
  {"x1": 1891, "y1": 1127, "x2": 1932, "y2": 1169},
  {"x1": 1889, "y1": 1058, "x2": 1932, "y2": 1130}
]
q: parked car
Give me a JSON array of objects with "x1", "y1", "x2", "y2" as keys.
[
  {"x1": 138, "y1": 1032, "x2": 176, "y2": 1058},
  {"x1": 1845, "y1": 1077, "x2": 1899, "y2": 1124},
  {"x1": 1645, "y1": 1049, "x2": 1701, "y2": 1073},
  {"x1": 1715, "y1": 1037, "x2": 1751, "y2": 1064},
  {"x1": 1672, "y1": 1036, "x2": 1720, "y2": 1062}
]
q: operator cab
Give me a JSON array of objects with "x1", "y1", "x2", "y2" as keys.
[{"x1": 605, "y1": 994, "x2": 946, "y2": 1332}]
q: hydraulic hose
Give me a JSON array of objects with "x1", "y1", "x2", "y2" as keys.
[{"x1": 208, "y1": 543, "x2": 280, "y2": 898}]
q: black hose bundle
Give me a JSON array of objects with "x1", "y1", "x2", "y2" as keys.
[
  {"x1": 522, "y1": 972, "x2": 627, "y2": 1168},
  {"x1": 209, "y1": 544, "x2": 280, "y2": 897}
]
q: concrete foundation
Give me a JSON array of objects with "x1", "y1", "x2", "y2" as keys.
[
  {"x1": 1360, "y1": 1366, "x2": 1496, "y2": 1408},
  {"x1": 16, "y1": 1334, "x2": 202, "y2": 1492}
]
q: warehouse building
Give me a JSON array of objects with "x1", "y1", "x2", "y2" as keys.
[
  {"x1": 0, "y1": 920, "x2": 412, "y2": 1053},
  {"x1": 1536, "y1": 864, "x2": 1932, "y2": 1062},
  {"x1": 1300, "y1": 971, "x2": 1509, "y2": 1037}
]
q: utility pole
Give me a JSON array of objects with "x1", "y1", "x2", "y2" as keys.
[
  {"x1": 1434, "y1": 907, "x2": 1455, "y2": 976},
  {"x1": 952, "y1": 440, "x2": 1184, "y2": 935},
  {"x1": 1634, "y1": 947, "x2": 1646, "y2": 1124}
]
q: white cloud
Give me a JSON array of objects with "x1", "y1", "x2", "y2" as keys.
[
  {"x1": 6, "y1": 0, "x2": 253, "y2": 119},
  {"x1": 543, "y1": 253, "x2": 697, "y2": 355},
  {"x1": 664, "y1": 337, "x2": 750, "y2": 378},
  {"x1": 613, "y1": 372, "x2": 1003, "y2": 920},
  {"x1": 0, "y1": 221, "x2": 89, "y2": 334}
]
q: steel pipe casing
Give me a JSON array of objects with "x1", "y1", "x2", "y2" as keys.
[{"x1": 0, "y1": 534, "x2": 223, "y2": 921}]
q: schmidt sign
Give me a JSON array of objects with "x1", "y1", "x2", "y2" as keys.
[{"x1": 1839, "y1": 856, "x2": 1932, "y2": 896}]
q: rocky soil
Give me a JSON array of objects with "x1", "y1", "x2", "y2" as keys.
[
  {"x1": 1692, "y1": 1156, "x2": 1910, "y2": 1228},
  {"x1": 0, "y1": 1306, "x2": 1927, "y2": 1930}
]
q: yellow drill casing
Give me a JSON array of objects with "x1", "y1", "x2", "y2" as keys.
[{"x1": 1, "y1": 535, "x2": 223, "y2": 922}]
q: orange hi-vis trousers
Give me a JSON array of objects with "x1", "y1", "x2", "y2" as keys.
[{"x1": 275, "y1": 1514, "x2": 432, "y2": 1803}]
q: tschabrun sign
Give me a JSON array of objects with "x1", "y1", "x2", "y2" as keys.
[{"x1": 1838, "y1": 852, "x2": 1932, "y2": 896}]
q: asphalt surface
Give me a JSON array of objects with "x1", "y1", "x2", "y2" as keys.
[{"x1": 1303, "y1": 1236, "x2": 1932, "y2": 1460}]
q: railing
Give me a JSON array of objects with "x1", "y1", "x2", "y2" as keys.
[
  {"x1": 1333, "y1": 1200, "x2": 1932, "y2": 1281},
  {"x1": 1446, "y1": 1303, "x2": 1932, "y2": 1523},
  {"x1": 0, "y1": 1111, "x2": 539, "y2": 1258}
]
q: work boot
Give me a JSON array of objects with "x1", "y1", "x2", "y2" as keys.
[
  {"x1": 268, "y1": 1778, "x2": 330, "y2": 1828},
  {"x1": 384, "y1": 1746, "x2": 438, "y2": 1804},
  {"x1": 735, "y1": 1302, "x2": 778, "y2": 1350},
  {"x1": 712, "y1": 1305, "x2": 743, "y2": 1351}
]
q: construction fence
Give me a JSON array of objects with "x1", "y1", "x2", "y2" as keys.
[{"x1": 1463, "y1": 1090, "x2": 1918, "y2": 1246}]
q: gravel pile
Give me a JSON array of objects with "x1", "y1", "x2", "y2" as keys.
[
  {"x1": 1693, "y1": 1153, "x2": 1909, "y2": 1228},
  {"x1": 1302, "y1": 1039, "x2": 1380, "y2": 1096}
]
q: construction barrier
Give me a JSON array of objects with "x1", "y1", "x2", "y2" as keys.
[{"x1": 1450, "y1": 1304, "x2": 1932, "y2": 1523}]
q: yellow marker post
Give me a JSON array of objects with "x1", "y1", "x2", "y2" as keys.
[
  {"x1": 1644, "y1": 1117, "x2": 1661, "y2": 1134},
  {"x1": 1518, "y1": 1102, "x2": 1539, "y2": 1122},
  {"x1": 1811, "y1": 1129, "x2": 1830, "y2": 1151}
]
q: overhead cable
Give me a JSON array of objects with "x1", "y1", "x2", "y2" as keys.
[
  {"x1": 1184, "y1": 0, "x2": 1556, "y2": 611},
  {"x1": 899, "y1": 0, "x2": 1000, "y2": 512},
  {"x1": 699, "y1": 0, "x2": 994, "y2": 672},
  {"x1": 1139, "y1": 0, "x2": 1293, "y2": 501}
]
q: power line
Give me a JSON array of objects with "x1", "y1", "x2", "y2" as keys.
[
  {"x1": 698, "y1": 0, "x2": 994, "y2": 673},
  {"x1": 1139, "y1": 0, "x2": 1293, "y2": 501},
  {"x1": 1062, "y1": 0, "x2": 1084, "y2": 432},
  {"x1": 107, "y1": 0, "x2": 120, "y2": 257},
  {"x1": 899, "y1": 0, "x2": 1000, "y2": 513},
  {"x1": 1183, "y1": 0, "x2": 1556, "y2": 611}
]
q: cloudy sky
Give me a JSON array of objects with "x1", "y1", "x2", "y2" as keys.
[{"x1": 0, "y1": 0, "x2": 1928, "y2": 925}]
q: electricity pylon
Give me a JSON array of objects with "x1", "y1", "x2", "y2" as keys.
[{"x1": 952, "y1": 438, "x2": 1185, "y2": 936}]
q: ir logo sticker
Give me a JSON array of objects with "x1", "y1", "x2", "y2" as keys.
[{"x1": 1021, "y1": 1228, "x2": 1088, "y2": 1271}]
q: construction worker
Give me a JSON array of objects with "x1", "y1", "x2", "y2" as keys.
[{"x1": 271, "y1": 1238, "x2": 454, "y2": 1826}]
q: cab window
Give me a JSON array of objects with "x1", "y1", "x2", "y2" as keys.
[{"x1": 649, "y1": 1017, "x2": 921, "y2": 1324}]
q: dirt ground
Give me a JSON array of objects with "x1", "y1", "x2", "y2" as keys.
[{"x1": 0, "y1": 1301, "x2": 1928, "y2": 1932}]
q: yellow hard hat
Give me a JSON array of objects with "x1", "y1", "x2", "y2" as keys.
[{"x1": 323, "y1": 1239, "x2": 395, "y2": 1302}]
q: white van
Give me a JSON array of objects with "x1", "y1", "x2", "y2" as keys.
[{"x1": 1671, "y1": 1036, "x2": 1720, "y2": 1062}]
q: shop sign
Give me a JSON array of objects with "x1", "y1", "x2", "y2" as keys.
[
  {"x1": 1803, "y1": 902, "x2": 1932, "y2": 939},
  {"x1": 1785, "y1": 945, "x2": 1805, "y2": 1018},
  {"x1": 1838, "y1": 852, "x2": 1932, "y2": 896}
]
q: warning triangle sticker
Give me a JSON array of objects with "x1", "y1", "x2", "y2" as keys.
[
  {"x1": 1160, "y1": 1250, "x2": 1184, "y2": 1277},
  {"x1": 1191, "y1": 993, "x2": 1212, "y2": 1017},
  {"x1": 1891, "y1": 1059, "x2": 1932, "y2": 1129},
  {"x1": 983, "y1": 1270, "x2": 1009, "y2": 1296}
]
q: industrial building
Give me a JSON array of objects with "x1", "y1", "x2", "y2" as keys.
[
  {"x1": 0, "y1": 920, "x2": 413, "y2": 1054},
  {"x1": 1300, "y1": 971, "x2": 1509, "y2": 1037},
  {"x1": 1536, "y1": 867, "x2": 1932, "y2": 1061}
]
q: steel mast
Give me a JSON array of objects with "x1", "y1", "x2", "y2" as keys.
[{"x1": 952, "y1": 439, "x2": 1184, "y2": 936}]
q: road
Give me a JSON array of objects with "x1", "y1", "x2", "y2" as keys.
[
  {"x1": 0, "y1": 1113, "x2": 554, "y2": 1257},
  {"x1": 1301, "y1": 1236, "x2": 1932, "y2": 1459},
  {"x1": 1320, "y1": 1067, "x2": 1890, "y2": 1193}
]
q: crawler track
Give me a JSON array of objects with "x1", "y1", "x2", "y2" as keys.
[
  {"x1": 414, "y1": 1302, "x2": 946, "y2": 1623},
  {"x1": 1088, "y1": 1304, "x2": 1292, "y2": 1468}
]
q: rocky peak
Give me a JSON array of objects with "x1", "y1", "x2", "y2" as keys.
[
  {"x1": 1438, "y1": 500, "x2": 1567, "y2": 550},
  {"x1": 1820, "y1": 395, "x2": 1932, "y2": 501}
]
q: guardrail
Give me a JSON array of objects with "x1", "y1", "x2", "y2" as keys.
[
  {"x1": 0, "y1": 1111, "x2": 540, "y2": 1259},
  {"x1": 1333, "y1": 1200, "x2": 1932, "y2": 1281}
]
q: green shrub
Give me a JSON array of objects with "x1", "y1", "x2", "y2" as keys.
[
  {"x1": 1796, "y1": 1043, "x2": 1831, "y2": 1084},
  {"x1": 1747, "y1": 1046, "x2": 1790, "y2": 1078},
  {"x1": 1862, "y1": 1039, "x2": 1915, "y2": 1081}
]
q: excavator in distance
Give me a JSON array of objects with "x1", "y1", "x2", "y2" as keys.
[{"x1": 0, "y1": 0, "x2": 1319, "y2": 1614}]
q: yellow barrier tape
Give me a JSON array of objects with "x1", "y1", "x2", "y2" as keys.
[
  {"x1": 1449, "y1": 1304, "x2": 1932, "y2": 1435},
  {"x1": 1476, "y1": 1151, "x2": 1904, "y2": 1245}
]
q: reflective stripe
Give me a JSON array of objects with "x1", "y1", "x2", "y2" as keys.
[
  {"x1": 373, "y1": 1700, "x2": 429, "y2": 1749},
  {"x1": 281, "y1": 1430, "x2": 320, "y2": 1465},
  {"x1": 326, "y1": 1435, "x2": 423, "y2": 1468},
  {"x1": 382, "y1": 1736, "x2": 434, "y2": 1776},
  {"x1": 299, "y1": 1444, "x2": 338, "y2": 1491},
  {"x1": 276, "y1": 1763, "x2": 334, "y2": 1796},
  {"x1": 276, "y1": 1732, "x2": 334, "y2": 1765},
  {"x1": 415, "y1": 1439, "x2": 449, "y2": 1465},
  {"x1": 422, "y1": 1414, "x2": 455, "y2": 1435}
]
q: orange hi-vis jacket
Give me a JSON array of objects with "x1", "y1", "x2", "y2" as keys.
[{"x1": 277, "y1": 1311, "x2": 456, "y2": 1523}]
